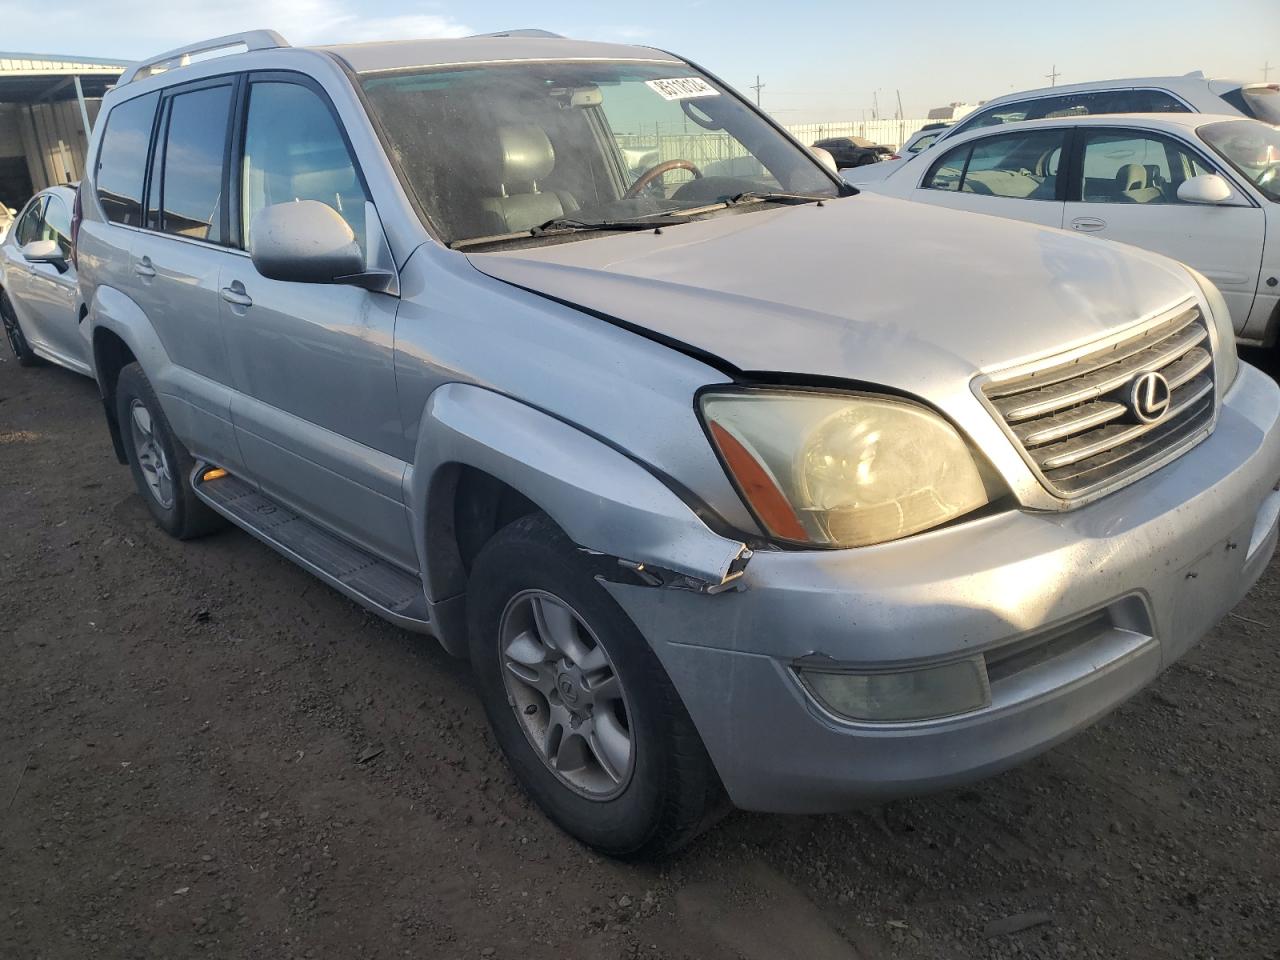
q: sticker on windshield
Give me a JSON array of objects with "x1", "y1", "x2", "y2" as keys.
[{"x1": 645, "y1": 77, "x2": 720, "y2": 101}]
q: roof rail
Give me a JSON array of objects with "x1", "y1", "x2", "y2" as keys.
[
  {"x1": 118, "y1": 30, "x2": 289, "y2": 85},
  {"x1": 470, "y1": 29, "x2": 565, "y2": 39}
]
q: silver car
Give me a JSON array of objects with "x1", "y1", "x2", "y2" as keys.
[
  {"x1": 74, "y1": 30, "x2": 1280, "y2": 857},
  {"x1": 1, "y1": 185, "x2": 87, "y2": 373}
]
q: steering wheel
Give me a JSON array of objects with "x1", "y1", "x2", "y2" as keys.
[{"x1": 624, "y1": 159, "x2": 703, "y2": 199}]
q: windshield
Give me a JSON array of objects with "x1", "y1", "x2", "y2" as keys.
[
  {"x1": 1239, "y1": 84, "x2": 1280, "y2": 125},
  {"x1": 1200, "y1": 119, "x2": 1280, "y2": 202},
  {"x1": 360, "y1": 61, "x2": 839, "y2": 246}
]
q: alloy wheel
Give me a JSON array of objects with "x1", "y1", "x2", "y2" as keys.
[
  {"x1": 499, "y1": 589, "x2": 635, "y2": 799},
  {"x1": 128, "y1": 399, "x2": 175, "y2": 509}
]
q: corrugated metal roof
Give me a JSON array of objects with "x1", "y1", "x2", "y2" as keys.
[{"x1": 0, "y1": 53, "x2": 127, "y2": 74}]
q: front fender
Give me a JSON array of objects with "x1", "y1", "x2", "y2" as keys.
[{"x1": 406, "y1": 382, "x2": 750, "y2": 606}]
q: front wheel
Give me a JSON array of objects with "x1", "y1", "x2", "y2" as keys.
[
  {"x1": 115, "y1": 362, "x2": 225, "y2": 540},
  {"x1": 468, "y1": 514, "x2": 727, "y2": 858},
  {"x1": 1, "y1": 290, "x2": 40, "y2": 366}
]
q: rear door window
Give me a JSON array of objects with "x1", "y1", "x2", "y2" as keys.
[
  {"x1": 156, "y1": 84, "x2": 234, "y2": 243},
  {"x1": 94, "y1": 92, "x2": 159, "y2": 226}
]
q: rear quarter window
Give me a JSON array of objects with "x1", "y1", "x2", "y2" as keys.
[{"x1": 95, "y1": 92, "x2": 159, "y2": 227}]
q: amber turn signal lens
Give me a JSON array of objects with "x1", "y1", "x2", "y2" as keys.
[{"x1": 202, "y1": 467, "x2": 229, "y2": 481}]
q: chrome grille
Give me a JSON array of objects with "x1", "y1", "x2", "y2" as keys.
[{"x1": 980, "y1": 303, "x2": 1216, "y2": 499}]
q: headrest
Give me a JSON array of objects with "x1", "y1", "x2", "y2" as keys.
[
  {"x1": 1115, "y1": 163, "x2": 1148, "y2": 191},
  {"x1": 493, "y1": 124, "x2": 555, "y2": 185}
]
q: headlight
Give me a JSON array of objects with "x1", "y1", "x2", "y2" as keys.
[
  {"x1": 1184, "y1": 265, "x2": 1239, "y2": 393},
  {"x1": 700, "y1": 390, "x2": 990, "y2": 547}
]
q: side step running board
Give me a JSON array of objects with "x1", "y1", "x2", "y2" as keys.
[{"x1": 192, "y1": 467, "x2": 432, "y2": 634}]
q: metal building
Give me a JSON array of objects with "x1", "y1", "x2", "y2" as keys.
[{"x1": 0, "y1": 52, "x2": 126, "y2": 209}]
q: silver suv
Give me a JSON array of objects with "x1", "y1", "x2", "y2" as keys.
[{"x1": 76, "y1": 30, "x2": 1280, "y2": 857}]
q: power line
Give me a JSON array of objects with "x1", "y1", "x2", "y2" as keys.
[
  {"x1": 749, "y1": 74, "x2": 765, "y2": 107},
  {"x1": 1046, "y1": 64, "x2": 1061, "y2": 86}
]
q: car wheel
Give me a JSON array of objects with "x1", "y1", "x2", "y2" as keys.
[
  {"x1": 1, "y1": 290, "x2": 40, "y2": 367},
  {"x1": 468, "y1": 513, "x2": 727, "y2": 859},
  {"x1": 115, "y1": 362, "x2": 225, "y2": 540}
]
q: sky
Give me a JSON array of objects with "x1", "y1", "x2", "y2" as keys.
[{"x1": 1, "y1": 0, "x2": 1276, "y2": 122}]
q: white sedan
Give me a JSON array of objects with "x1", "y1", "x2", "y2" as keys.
[
  {"x1": 0, "y1": 185, "x2": 89, "y2": 374},
  {"x1": 858, "y1": 114, "x2": 1280, "y2": 344}
]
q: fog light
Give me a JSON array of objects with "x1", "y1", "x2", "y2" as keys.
[{"x1": 796, "y1": 656, "x2": 991, "y2": 723}]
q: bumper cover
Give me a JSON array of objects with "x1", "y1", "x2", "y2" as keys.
[{"x1": 606, "y1": 363, "x2": 1280, "y2": 813}]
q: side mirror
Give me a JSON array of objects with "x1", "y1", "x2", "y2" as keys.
[
  {"x1": 22, "y1": 238, "x2": 68, "y2": 272},
  {"x1": 250, "y1": 200, "x2": 366, "y2": 284},
  {"x1": 810, "y1": 146, "x2": 839, "y2": 174},
  {"x1": 1176, "y1": 173, "x2": 1233, "y2": 205}
]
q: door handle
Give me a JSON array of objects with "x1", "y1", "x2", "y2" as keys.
[
  {"x1": 134, "y1": 257, "x2": 156, "y2": 278},
  {"x1": 219, "y1": 283, "x2": 253, "y2": 308},
  {"x1": 1070, "y1": 217, "x2": 1107, "y2": 232}
]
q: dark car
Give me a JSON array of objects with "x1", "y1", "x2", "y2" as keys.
[{"x1": 812, "y1": 135, "x2": 894, "y2": 169}]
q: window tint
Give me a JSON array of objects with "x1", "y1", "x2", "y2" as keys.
[
  {"x1": 95, "y1": 92, "x2": 159, "y2": 226},
  {"x1": 13, "y1": 196, "x2": 47, "y2": 246},
  {"x1": 925, "y1": 129, "x2": 1065, "y2": 200},
  {"x1": 241, "y1": 81, "x2": 368, "y2": 252},
  {"x1": 954, "y1": 89, "x2": 1189, "y2": 137},
  {"x1": 159, "y1": 85, "x2": 232, "y2": 242},
  {"x1": 42, "y1": 196, "x2": 72, "y2": 258},
  {"x1": 1078, "y1": 130, "x2": 1214, "y2": 204}
]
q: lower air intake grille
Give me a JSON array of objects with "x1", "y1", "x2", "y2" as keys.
[{"x1": 980, "y1": 303, "x2": 1216, "y2": 499}]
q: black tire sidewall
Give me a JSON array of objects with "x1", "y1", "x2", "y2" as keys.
[
  {"x1": 115, "y1": 363, "x2": 192, "y2": 537},
  {"x1": 468, "y1": 515, "x2": 687, "y2": 856},
  {"x1": 1, "y1": 291, "x2": 38, "y2": 366}
]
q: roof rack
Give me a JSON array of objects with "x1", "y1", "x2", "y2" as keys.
[
  {"x1": 118, "y1": 30, "x2": 289, "y2": 86},
  {"x1": 469, "y1": 29, "x2": 565, "y2": 39}
]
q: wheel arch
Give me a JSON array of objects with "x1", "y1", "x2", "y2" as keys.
[{"x1": 408, "y1": 383, "x2": 750, "y2": 656}]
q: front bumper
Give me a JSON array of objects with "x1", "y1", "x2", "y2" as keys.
[{"x1": 605, "y1": 362, "x2": 1280, "y2": 813}]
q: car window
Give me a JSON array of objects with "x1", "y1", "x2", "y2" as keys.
[
  {"x1": 158, "y1": 85, "x2": 233, "y2": 243},
  {"x1": 41, "y1": 196, "x2": 73, "y2": 258},
  {"x1": 1078, "y1": 130, "x2": 1213, "y2": 204},
  {"x1": 953, "y1": 89, "x2": 1189, "y2": 138},
  {"x1": 925, "y1": 129, "x2": 1065, "y2": 200},
  {"x1": 13, "y1": 196, "x2": 47, "y2": 246},
  {"x1": 240, "y1": 81, "x2": 369, "y2": 255},
  {"x1": 95, "y1": 92, "x2": 159, "y2": 227},
  {"x1": 1200, "y1": 118, "x2": 1280, "y2": 202},
  {"x1": 908, "y1": 133, "x2": 938, "y2": 153}
]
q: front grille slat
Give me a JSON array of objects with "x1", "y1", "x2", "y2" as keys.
[
  {"x1": 980, "y1": 302, "x2": 1217, "y2": 500},
  {"x1": 993, "y1": 322, "x2": 1207, "y2": 422}
]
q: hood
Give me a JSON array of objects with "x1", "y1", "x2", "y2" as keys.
[{"x1": 465, "y1": 193, "x2": 1199, "y2": 392}]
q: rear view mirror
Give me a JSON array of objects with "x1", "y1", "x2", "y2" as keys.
[
  {"x1": 810, "y1": 146, "x2": 838, "y2": 174},
  {"x1": 22, "y1": 238, "x2": 68, "y2": 272},
  {"x1": 1176, "y1": 173, "x2": 1233, "y2": 205}
]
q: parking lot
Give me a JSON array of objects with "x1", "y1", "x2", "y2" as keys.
[{"x1": 0, "y1": 355, "x2": 1276, "y2": 960}]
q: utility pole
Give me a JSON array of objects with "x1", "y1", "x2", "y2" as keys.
[
  {"x1": 872, "y1": 90, "x2": 880, "y2": 120},
  {"x1": 750, "y1": 75, "x2": 764, "y2": 107},
  {"x1": 1046, "y1": 64, "x2": 1061, "y2": 86},
  {"x1": 896, "y1": 89, "x2": 904, "y2": 121},
  {"x1": 1264, "y1": 61, "x2": 1273, "y2": 82}
]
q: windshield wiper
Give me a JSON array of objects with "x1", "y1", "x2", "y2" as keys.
[
  {"x1": 530, "y1": 215, "x2": 688, "y2": 236},
  {"x1": 724, "y1": 190, "x2": 833, "y2": 206}
]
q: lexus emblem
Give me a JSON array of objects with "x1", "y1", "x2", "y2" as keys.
[{"x1": 1128, "y1": 371, "x2": 1172, "y2": 424}]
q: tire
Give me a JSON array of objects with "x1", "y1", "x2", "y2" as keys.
[
  {"x1": 1, "y1": 290, "x2": 40, "y2": 367},
  {"x1": 468, "y1": 513, "x2": 727, "y2": 859},
  {"x1": 115, "y1": 362, "x2": 225, "y2": 540}
]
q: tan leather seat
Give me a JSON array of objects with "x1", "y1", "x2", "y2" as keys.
[
  {"x1": 478, "y1": 125, "x2": 576, "y2": 234},
  {"x1": 1114, "y1": 163, "x2": 1163, "y2": 203}
]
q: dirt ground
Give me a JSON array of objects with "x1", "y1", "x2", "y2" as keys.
[{"x1": 2, "y1": 354, "x2": 1279, "y2": 960}]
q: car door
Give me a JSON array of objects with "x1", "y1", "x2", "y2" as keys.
[
  {"x1": 911, "y1": 127, "x2": 1069, "y2": 228},
  {"x1": 1061, "y1": 127, "x2": 1266, "y2": 332},
  {"x1": 3, "y1": 196, "x2": 48, "y2": 350},
  {"x1": 219, "y1": 73, "x2": 413, "y2": 568},
  {"x1": 21, "y1": 193, "x2": 85, "y2": 369},
  {"x1": 128, "y1": 77, "x2": 246, "y2": 473}
]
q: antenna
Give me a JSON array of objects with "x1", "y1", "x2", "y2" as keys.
[
  {"x1": 750, "y1": 75, "x2": 765, "y2": 107},
  {"x1": 1046, "y1": 64, "x2": 1061, "y2": 87}
]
